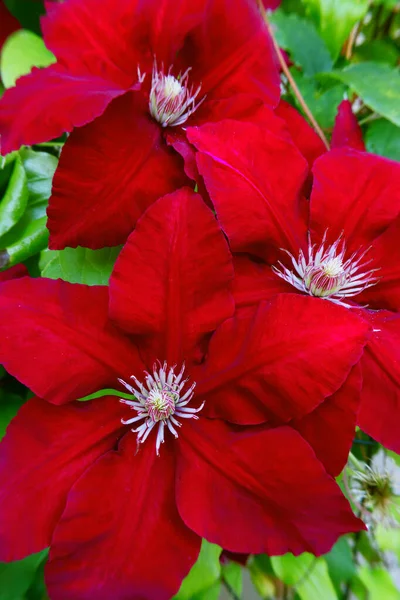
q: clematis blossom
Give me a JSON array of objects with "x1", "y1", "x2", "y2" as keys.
[
  {"x1": 188, "y1": 114, "x2": 400, "y2": 456},
  {"x1": 0, "y1": 188, "x2": 368, "y2": 599},
  {"x1": 0, "y1": 0, "x2": 279, "y2": 250}
]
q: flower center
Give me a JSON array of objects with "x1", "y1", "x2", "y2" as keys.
[
  {"x1": 148, "y1": 61, "x2": 205, "y2": 127},
  {"x1": 272, "y1": 232, "x2": 379, "y2": 307},
  {"x1": 119, "y1": 362, "x2": 204, "y2": 455}
]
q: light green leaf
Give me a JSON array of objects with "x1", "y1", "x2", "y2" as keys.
[
  {"x1": 270, "y1": 10, "x2": 332, "y2": 76},
  {"x1": 0, "y1": 216, "x2": 48, "y2": 269},
  {"x1": 334, "y1": 62, "x2": 400, "y2": 127},
  {"x1": 303, "y1": 0, "x2": 369, "y2": 60},
  {"x1": 0, "y1": 155, "x2": 28, "y2": 238},
  {"x1": 353, "y1": 40, "x2": 400, "y2": 67},
  {"x1": 19, "y1": 148, "x2": 58, "y2": 217},
  {"x1": 271, "y1": 554, "x2": 337, "y2": 600},
  {"x1": 222, "y1": 560, "x2": 243, "y2": 599},
  {"x1": 0, "y1": 30, "x2": 55, "y2": 88},
  {"x1": 40, "y1": 246, "x2": 121, "y2": 285},
  {"x1": 191, "y1": 582, "x2": 221, "y2": 600},
  {"x1": 325, "y1": 538, "x2": 356, "y2": 591},
  {"x1": 358, "y1": 567, "x2": 400, "y2": 600},
  {"x1": 365, "y1": 119, "x2": 400, "y2": 161},
  {"x1": 173, "y1": 541, "x2": 222, "y2": 600},
  {"x1": 0, "y1": 550, "x2": 47, "y2": 600}
]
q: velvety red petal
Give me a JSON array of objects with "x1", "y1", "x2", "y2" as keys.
[
  {"x1": 0, "y1": 264, "x2": 28, "y2": 282},
  {"x1": 110, "y1": 188, "x2": 234, "y2": 365},
  {"x1": 42, "y1": 0, "x2": 147, "y2": 87},
  {"x1": 233, "y1": 255, "x2": 293, "y2": 308},
  {"x1": 46, "y1": 435, "x2": 201, "y2": 600},
  {"x1": 0, "y1": 65, "x2": 125, "y2": 154},
  {"x1": 0, "y1": 278, "x2": 142, "y2": 404},
  {"x1": 0, "y1": 0, "x2": 19, "y2": 50},
  {"x1": 176, "y1": 419, "x2": 364, "y2": 555},
  {"x1": 0, "y1": 396, "x2": 125, "y2": 561},
  {"x1": 188, "y1": 120, "x2": 308, "y2": 261},
  {"x1": 48, "y1": 92, "x2": 187, "y2": 249},
  {"x1": 186, "y1": 0, "x2": 280, "y2": 107},
  {"x1": 331, "y1": 100, "x2": 365, "y2": 152},
  {"x1": 356, "y1": 216, "x2": 400, "y2": 312},
  {"x1": 275, "y1": 100, "x2": 326, "y2": 169},
  {"x1": 358, "y1": 311, "x2": 400, "y2": 453},
  {"x1": 292, "y1": 365, "x2": 362, "y2": 476},
  {"x1": 310, "y1": 149, "x2": 400, "y2": 253},
  {"x1": 195, "y1": 295, "x2": 369, "y2": 425}
]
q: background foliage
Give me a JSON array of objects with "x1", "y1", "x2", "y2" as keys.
[{"x1": 0, "y1": 0, "x2": 400, "y2": 598}]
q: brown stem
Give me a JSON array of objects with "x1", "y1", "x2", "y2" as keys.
[
  {"x1": 345, "y1": 21, "x2": 360, "y2": 60},
  {"x1": 260, "y1": 8, "x2": 330, "y2": 150}
]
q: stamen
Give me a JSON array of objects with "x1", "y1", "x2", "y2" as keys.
[
  {"x1": 148, "y1": 60, "x2": 205, "y2": 127},
  {"x1": 272, "y1": 231, "x2": 379, "y2": 308},
  {"x1": 120, "y1": 362, "x2": 204, "y2": 455}
]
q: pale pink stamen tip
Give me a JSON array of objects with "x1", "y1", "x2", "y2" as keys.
[{"x1": 272, "y1": 231, "x2": 379, "y2": 308}]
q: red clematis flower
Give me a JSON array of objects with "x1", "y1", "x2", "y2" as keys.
[
  {"x1": 0, "y1": 188, "x2": 368, "y2": 598},
  {"x1": 331, "y1": 99, "x2": 366, "y2": 152},
  {"x1": 0, "y1": 0, "x2": 279, "y2": 250},
  {"x1": 188, "y1": 114, "x2": 400, "y2": 455}
]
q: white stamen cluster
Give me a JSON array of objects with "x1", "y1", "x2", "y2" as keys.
[
  {"x1": 272, "y1": 232, "x2": 379, "y2": 308},
  {"x1": 148, "y1": 62, "x2": 205, "y2": 127},
  {"x1": 119, "y1": 362, "x2": 204, "y2": 455}
]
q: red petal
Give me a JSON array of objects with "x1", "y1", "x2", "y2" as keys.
[
  {"x1": 356, "y1": 216, "x2": 400, "y2": 312},
  {"x1": 275, "y1": 100, "x2": 326, "y2": 169},
  {"x1": 110, "y1": 188, "x2": 234, "y2": 365},
  {"x1": 0, "y1": 264, "x2": 28, "y2": 282},
  {"x1": 195, "y1": 295, "x2": 369, "y2": 425},
  {"x1": 310, "y1": 149, "x2": 400, "y2": 253},
  {"x1": 46, "y1": 435, "x2": 201, "y2": 600},
  {"x1": 331, "y1": 100, "x2": 365, "y2": 152},
  {"x1": 292, "y1": 365, "x2": 362, "y2": 476},
  {"x1": 48, "y1": 93, "x2": 187, "y2": 250},
  {"x1": 0, "y1": 1, "x2": 19, "y2": 51},
  {"x1": 187, "y1": 0, "x2": 280, "y2": 107},
  {"x1": 0, "y1": 65, "x2": 125, "y2": 154},
  {"x1": 0, "y1": 278, "x2": 142, "y2": 404},
  {"x1": 177, "y1": 419, "x2": 364, "y2": 555},
  {"x1": 233, "y1": 255, "x2": 293, "y2": 308},
  {"x1": 0, "y1": 396, "x2": 125, "y2": 561},
  {"x1": 42, "y1": 0, "x2": 147, "y2": 87},
  {"x1": 358, "y1": 311, "x2": 400, "y2": 453},
  {"x1": 188, "y1": 120, "x2": 308, "y2": 261}
]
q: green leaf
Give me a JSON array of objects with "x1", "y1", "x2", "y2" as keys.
[
  {"x1": 270, "y1": 10, "x2": 332, "y2": 76},
  {"x1": 222, "y1": 560, "x2": 243, "y2": 599},
  {"x1": 191, "y1": 582, "x2": 221, "y2": 600},
  {"x1": 0, "y1": 30, "x2": 55, "y2": 88},
  {"x1": 290, "y1": 69, "x2": 346, "y2": 129},
  {"x1": 77, "y1": 388, "x2": 134, "y2": 402},
  {"x1": 358, "y1": 567, "x2": 400, "y2": 600},
  {"x1": 365, "y1": 119, "x2": 400, "y2": 162},
  {"x1": 4, "y1": 0, "x2": 46, "y2": 35},
  {"x1": 353, "y1": 40, "x2": 400, "y2": 67},
  {"x1": 0, "y1": 149, "x2": 58, "y2": 269},
  {"x1": 40, "y1": 246, "x2": 121, "y2": 285},
  {"x1": 325, "y1": 538, "x2": 356, "y2": 591},
  {"x1": 271, "y1": 554, "x2": 338, "y2": 600},
  {"x1": 0, "y1": 550, "x2": 47, "y2": 600},
  {"x1": 334, "y1": 63, "x2": 400, "y2": 127},
  {"x1": 303, "y1": 0, "x2": 369, "y2": 60},
  {"x1": 173, "y1": 541, "x2": 222, "y2": 600},
  {"x1": 0, "y1": 155, "x2": 28, "y2": 238}
]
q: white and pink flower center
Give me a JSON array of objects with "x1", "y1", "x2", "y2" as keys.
[
  {"x1": 119, "y1": 362, "x2": 204, "y2": 455},
  {"x1": 144, "y1": 61, "x2": 204, "y2": 127},
  {"x1": 272, "y1": 233, "x2": 379, "y2": 307}
]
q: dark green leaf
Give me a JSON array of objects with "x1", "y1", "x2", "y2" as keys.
[
  {"x1": 40, "y1": 246, "x2": 121, "y2": 285},
  {"x1": 270, "y1": 10, "x2": 333, "y2": 76},
  {"x1": 303, "y1": 0, "x2": 369, "y2": 60},
  {"x1": 173, "y1": 541, "x2": 222, "y2": 600},
  {"x1": 0, "y1": 390, "x2": 24, "y2": 440},
  {"x1": 334, "y1": 62, "x2": 400, "y2": 127},
  {"x1": 19, "y1": 149, "x2": 57, "y2": 217},
  {"x1": 0, "y1": 30, "x2": 55, "y2": 88},
  {"x1": 0, "y1": 550, "x2": 47, "y2": 600},
  {"x1": 0, "y1": 155, "x2": 28, "y2": 238},
  {"x1": 4, "y1": 0, "x2": 46, "y2": 35},
  {"x1": 0, "y1": 216, "x2": 48, "y2": 269},
  {"x1": 325, "y1": 538, "x2": 356, "y2": 591},
  {"x1": 365, "y1": 119, "x2": 400, "y2": 161}
]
